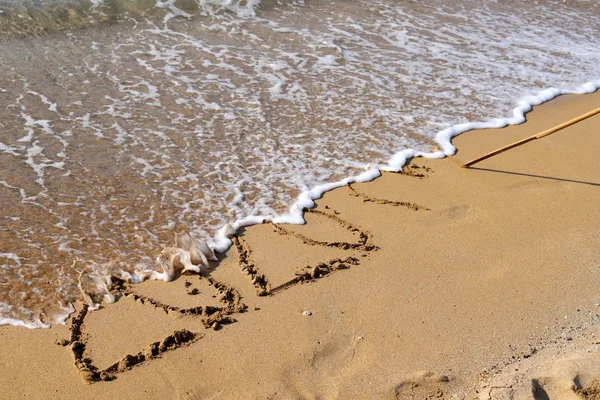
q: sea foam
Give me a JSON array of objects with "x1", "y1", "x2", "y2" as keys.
[
  {"x1": 209, "y1": 80, "x2": 600, "y2": 256},
  {"x1": 1, "y1": 0, "x2": 599, "y2": 327}
]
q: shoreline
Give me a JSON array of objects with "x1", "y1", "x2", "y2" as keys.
[
  {"x1": 1, "y1": 0, "x2": 600, "y2": 333},
  {"x1": 213, "y1": 81, "x2": 600, "y2": 250},
  {"x1": 4, "y1": 80, "x2": 599, "y2": 330},
  {"x1": 0, "y1": 89, "x2": 599, "y2": 398}
]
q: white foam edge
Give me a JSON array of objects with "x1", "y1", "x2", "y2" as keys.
[
  {"x1": 0, "y1": 303, "x2": 75, "y2": 329},
  {"x1": 0, "y1": 317, "x2": 51, "y2": 329},
  {"x1": 210, "y1": 80, "x2": 600, "y2": 253},
  {"x1": 5, "y1": 80, "x2": 599, "y2": 328}
]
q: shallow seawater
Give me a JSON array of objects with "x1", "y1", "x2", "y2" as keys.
[{"x1": 0, "y1": 0, "x2": 599, "y2": 327}]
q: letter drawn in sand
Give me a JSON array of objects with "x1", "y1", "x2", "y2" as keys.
[
  {"x1": 61, "y1": 276, "x2": 246, "y2": 383},
  {"x1": 233, "y1": 208, "x2": 378, "y2": 296}
]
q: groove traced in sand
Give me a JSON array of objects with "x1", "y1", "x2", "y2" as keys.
[
  {"x1": 62, "y1": 275, "x2": 246, "y2": 383},
  {"x1": 234, "y1": 210, "x2": 377, "y2": 296},
  {"x1": 233, "y1": 235, "x2": 273, "y2": 296},
  {"x1": 401, "y1": 163, "x2": 433, "y2": 179},
  {"x1": 347, "y1": 184, "x2": 431, "y2": 211},
  {"x1": 271, "y1": 209, "x2": 377, "y2": 251},
  {"x1": 61, "y1": 199, "x2": 383, "y2": 381},
  {"x1": 345, "y1": 165, "x2": 433, "y2": 211},
  {"x1": 68, "y1": 305, "x2": 201, "y2": 382},
  {"x1": 68, "y1": 304, "x2": 202, "y2": 383},
  {"x1": 270, "y1": 256, "x2": 362, "y2": 295},
  {"x1": 122, "y1": 276, "x2": 246, "y2": 329}
]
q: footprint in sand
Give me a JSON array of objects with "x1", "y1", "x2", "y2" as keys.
[
  {"x1": 394, "y1": 371, "x2": 451, "y2": 400},
  {"x1": 530, "y1": 374, "x2": 600, "y2": 400},
  {"x1": 573, "y1": 376, "x2": 600, "y2": 400}
]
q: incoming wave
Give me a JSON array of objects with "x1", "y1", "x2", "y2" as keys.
[{"x1": 0, "y1": 0, "x2": 599, "y2": 327}]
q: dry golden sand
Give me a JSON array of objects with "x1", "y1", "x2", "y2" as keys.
[{"x1": 0, "y1": 91, "x2": 599, "y2": 399}]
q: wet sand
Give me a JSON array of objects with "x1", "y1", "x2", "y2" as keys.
[{"x1": 0, "y1": 91, "x2": 599, "y2": 399}]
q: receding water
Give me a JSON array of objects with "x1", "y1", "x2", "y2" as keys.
[{"x1": 1, "y1": 0, "x2": 599, "y2": 327}]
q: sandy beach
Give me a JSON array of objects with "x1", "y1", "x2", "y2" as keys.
[{"x1": 0, "y1": 90, "x2": 599, "y2": 399}]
